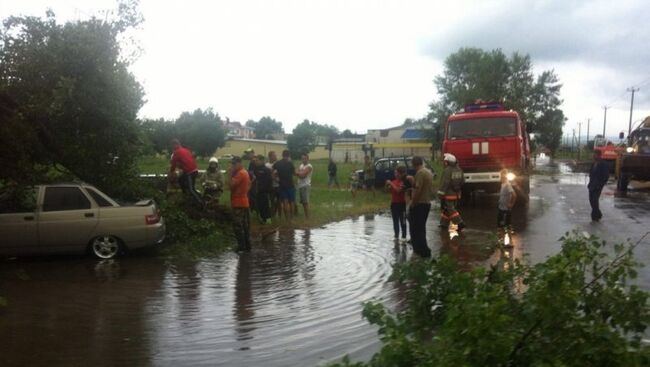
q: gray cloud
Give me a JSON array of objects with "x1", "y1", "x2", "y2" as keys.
[{"x1": 423, "y1": 0, "x2": 650, "y2": 71}]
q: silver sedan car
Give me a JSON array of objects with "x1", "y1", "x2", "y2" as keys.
[{"x1": 0, "y1": 183, "x2": 165, "y2": 259}]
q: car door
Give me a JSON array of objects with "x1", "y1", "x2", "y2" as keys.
[
  {"x1": 38, "y1": 186, "x2": 99, "y2": 251},
  {"x1": 0, "y1": 187, "x2": 39, "y2": 254}
]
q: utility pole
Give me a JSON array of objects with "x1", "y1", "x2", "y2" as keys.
[
  {"x1": 578, "y1": 122, "x2": 582, "y2": 160},
  {"x1": 571, "y1": 129, "x2": 576, "y2": 156},
  {"x1": 586, "y1": 118, "x2": 590, "y2": 144},
  {"x1": 627, "y1": 87, "x2": 640, "y2": 136},
  {"x1": 602, "y1": 105, "x2": 609, "y2": 137}
]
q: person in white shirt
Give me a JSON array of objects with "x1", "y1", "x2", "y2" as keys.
[
  {"x1": 296, "y1": 153, "x2": 313, "y2": 219},
  {"x1": 497, "y1": 169, "x2": 517, "y2": 230}
]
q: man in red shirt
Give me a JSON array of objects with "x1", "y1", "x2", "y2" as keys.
[
  {"x1": 230, "y1": 156, "x2": 252, "y2": 252},
  {"x1": 169, "y1": 139, "x2": 203, "y2": 208}
]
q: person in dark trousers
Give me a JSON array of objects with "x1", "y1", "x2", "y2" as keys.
[
  {"x1": 273, "y1": 150, "x2": 296, "y2": 221},
  {"x1": 328, "y1": 159, "x2": 340, "y2": 189},
  {"x1": 386, "y1": 165, "x2": 408, "y2": 241},
  {"x1": 169, "y1": 138, "x2": 203, "y2": 208},
  {"x1": 266, "y1": 151, "x2": 280, "y2": 217},
  {"x1": 408, "y1": 156, "x2": 434, "y2": 257},
  {"x1": 588, "y1": 149, "x2": 610, "y2": 221},
  {"x1": 253, "y1": 155, "x2": 273, "y2": 224},
  {"x1": 437, "y1": 153, "x2": 466, "y2": 231},
  {"x1": 230, "y1": 156, "x2": 252, "y2": 252}
]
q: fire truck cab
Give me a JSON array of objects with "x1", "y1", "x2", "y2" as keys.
[{"x1": 442, "y1": 102, "x2": 532, "y2": 194}]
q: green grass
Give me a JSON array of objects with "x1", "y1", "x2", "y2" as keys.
[{"x1": 252, "y1": 188, "x2": 391, "y2": 230}]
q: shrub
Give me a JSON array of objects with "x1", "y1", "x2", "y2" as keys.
[{"x1": 331, "y1": 232, "x2": 650, "y2": 367}]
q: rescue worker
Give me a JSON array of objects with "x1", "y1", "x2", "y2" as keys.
[
  {"x1": 437, "y1": 153, "x2": 466, "y2": 231},
  {"x1": 199, "y1": 157, "x2": 224, "y2": 205}
]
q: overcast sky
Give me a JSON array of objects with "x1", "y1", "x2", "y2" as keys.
[{"x1": 2, "y1": 0, "x2": 649, "y2": 138}]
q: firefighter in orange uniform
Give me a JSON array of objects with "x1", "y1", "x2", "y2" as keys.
[{"x1": 438, "y1": 153, "x2": 466, "y2": 231}]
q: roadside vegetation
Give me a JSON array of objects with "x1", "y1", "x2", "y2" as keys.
[{"x1": 330, "y1": 233, "x2": 650, "y2": 367}]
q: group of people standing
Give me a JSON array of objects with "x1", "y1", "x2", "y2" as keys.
[
  {"x1": 384, "y1": 153, "x2": 519, "y2": 258},
  {"x1": 168, "y1": 139, "x2": 314, "y2": 252},
  {"x1": 384, "y1": 154, "x2": 461, "y2": 258},
  {"x1": 237, "y1": 149, "x2": 313, "y2": 251}
]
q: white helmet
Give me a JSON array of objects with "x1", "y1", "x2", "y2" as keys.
[
  {"x1": 209, "y1": 157, "x2": 219, "y2": 165},
  {"x1": 443, "y1": 153, "x2": 457, "y2": 164}
]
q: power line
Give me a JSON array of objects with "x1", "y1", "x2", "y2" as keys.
[{"x1": 633, "y1": 75, "x2": 650, "y2": 89}]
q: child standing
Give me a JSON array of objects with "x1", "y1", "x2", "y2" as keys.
[
  {"x1": 497, "y1": 169, "x2": 517, "y2": 229},
  {"x1": 386, "y1": 166, "x2": 408, "y2": 241}
]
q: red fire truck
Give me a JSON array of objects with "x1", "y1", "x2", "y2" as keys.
[{"x1": 442, "y1": 102, "x2": 532, "y2": 195}]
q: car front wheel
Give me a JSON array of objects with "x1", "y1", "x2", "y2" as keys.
[{"x1": 90, "y1": 235, "x2": 123, "y2": 259}]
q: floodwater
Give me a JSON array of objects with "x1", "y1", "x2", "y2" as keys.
[
  {"x1": 0, "y1": 217, "x2": 409, "y2": 367},
  {"x1": 1, "y1": 157, "x2": 649, "y2": 366}
]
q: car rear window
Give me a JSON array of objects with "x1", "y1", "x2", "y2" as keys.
[
  {"x1": 43, "y1": 187, "x2": 91, "y2": 211},
  {"x1": 86, "y1": 188, "x2": 113, "y2": 207}
]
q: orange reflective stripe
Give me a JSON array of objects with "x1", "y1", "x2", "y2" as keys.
[
  {"x1": 449, "y1": 212, "x2": 460, "y2": 218},
  {"x1": 444, "y1": 195, "x2": 459, "y2": 200}
]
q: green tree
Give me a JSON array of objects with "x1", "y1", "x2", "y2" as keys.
[
  {"x1": 287, "y1": 119, "x2": 318, "y2": 157},
  {"x1": 535, "y1": 108, "x2": 566, "y2": 157},
  {"x1": 330, "y1": 233, "x2": 650, "y2": 366},
  {"x1": 430, "y1": 48, "x2": 565, "y2": 155},
  {"x1": 175, "y1": 108, "x2": 226, "y2": 157},
  {"x1": 0, "y1": 1, "x2": 144, "y2": 196},
  {"x1": 246, "y1": 116, "x2": 284, "y2": 140},
  {"x1": 139, "y1": 118, "x2": 176, "y2": 154}
]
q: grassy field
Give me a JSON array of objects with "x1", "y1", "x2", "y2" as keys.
[{"x1": 138, "y1": 155, "x2": 367, "y2": 188}]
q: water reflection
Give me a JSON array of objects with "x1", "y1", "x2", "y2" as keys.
[
  {"x1": 1, "y1": 193, "x2": 543, "y2": 366},
  {"x1": 234, "y1": 253, "x2": 255, "y2": 347},
  {"x1": 0, "y1": 257, "x2": 167, "y2": 367}
]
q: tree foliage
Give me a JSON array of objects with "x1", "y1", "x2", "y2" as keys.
[
  {"x1": 175, "y1": 108, "x2": 226, "y2": 156},
  {"x1": 330, "y1": 233, "x2": 650, "y2": 367},
  {"x1": 287, "y1": 119, "x2": 339, "y2": 158},
  {"x1": 139, "y1": 118, "x2": 176, "y2": 154},
  {"x1": 430, "y1": 48, "x2": 566, "y2": 155},
  {"x1": 287, "y1": 119, "x2": 318, "y2": 157},
  {"x1": 246, "y1": 116, "x2": 284, "y2": 140},
  {"x1": 0, "y1": 1, "x2": 144, "y2": 196},
  {"x1": 141, "y1": 109, "x2": 226, "y2": 157}
]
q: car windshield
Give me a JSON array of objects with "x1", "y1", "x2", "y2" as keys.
[{"x1": 448, "y1": 117, "x2": 517, "y2": 139}]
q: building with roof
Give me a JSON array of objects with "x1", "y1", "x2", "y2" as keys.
[
  {"x1": 224, "y1": 121, "x2": 255, "y2": 139},
  {"x1": 330, "y1": 125, "x2": 432, "y2": 162},
  {"x1": 216, "y1": 138, "x2": 330, "y2": 160}
]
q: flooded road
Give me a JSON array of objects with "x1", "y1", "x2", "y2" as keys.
[{"x1": 1, "y1": 157, "x2": 649, "y2": 366}]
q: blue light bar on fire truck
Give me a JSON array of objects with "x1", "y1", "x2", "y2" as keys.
[{"x1": 464, "y1": 102, "x2": 505, "y2": 112}]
